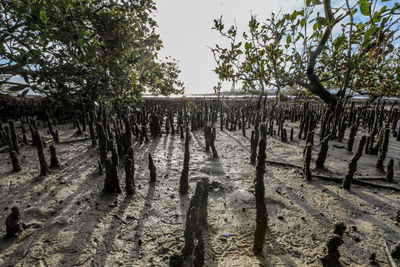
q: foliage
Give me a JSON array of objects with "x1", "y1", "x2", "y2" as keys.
[
  {"x1": 212, "y1": 0, "x2": 400, "y2": 104},
  {"x1": 137, "y1": 56, "x2": 184, "y2": 96},
  {"x1": 0, "y1": 0, "x2": 184, "y2": 105}
]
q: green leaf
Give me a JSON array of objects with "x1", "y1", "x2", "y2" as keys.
[
  {"x1": 333, "y1": 36, "x2": 346, "y2": 49},
  {"x1": 306, "y1": 0, "x2": 312, "y2": 6},
  {"x1": 245, "y1": 42, "x2": 252, "y2": 50},
  {"x1": 359, "y1": 2, "x2": 370, "y2": 16},
  {"x1": 300, "y1": 18, "x2": 306, "y2": 28},
  {"x1": 372, "y1": 12, "x2": 381, "y2": 23},
  {"x1": 39, "y1": 10, "x2": 48, "y2": 24},
  {"x1": 286, "y1": 35, "x2": 292, "y2": 44},
  {"x1": 381, "y1": 17, "x2": 389, "y2": 28},
  {"x1": 316, "y1": 17, "x2": 328, "y2": 25},
  {"x1": 290, "y1": 10, "x2": 297, "y2": 20},
  {"x1": 77, "y1": 38, "x2": 84, "y2": 47},
  {"x1": 364, "y1": 25, "x2": 377, "y2": 40},
  {"x1": 363, "y1": 38, "x2": 372, "y2": 49}
]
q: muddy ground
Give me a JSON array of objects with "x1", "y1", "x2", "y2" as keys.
[{"x1": 0, "y1": 120, "x2": 399, "y2": 266}]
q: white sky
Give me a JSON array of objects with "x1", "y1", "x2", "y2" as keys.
[{"x1": 155, "y1": 0, "x2": 304, "y2": 95}]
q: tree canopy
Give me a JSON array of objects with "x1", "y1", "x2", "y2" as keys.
[
  {"x1": 212, "y1": 0, "x2": 400, "y2": 105},
  {"x1": 0, "y1": 0, "x2": 184, "y2": 105}
]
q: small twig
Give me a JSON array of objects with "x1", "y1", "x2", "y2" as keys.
[
  {"x1": 384, "y1": 240, "x2": 397, "y2": 267},
  {"x1": 141, "y1": 237, "x2": 157, "y2": 248},
  {"x1": 113, "y1": 214, "x2": 129, "y2": 225}
]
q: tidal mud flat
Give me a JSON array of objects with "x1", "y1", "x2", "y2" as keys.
[{"x1": 0, "y1": 99, "x2": 399, "y2": 266}]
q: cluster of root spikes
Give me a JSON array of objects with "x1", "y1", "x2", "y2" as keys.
[{"x1": 2, "y1": 96, "x2": 400, "y2": 266}]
